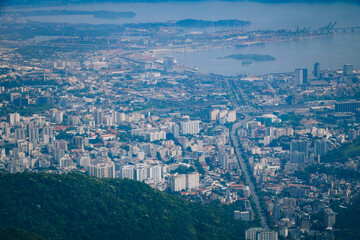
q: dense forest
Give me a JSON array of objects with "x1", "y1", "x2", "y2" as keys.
[
  {"x1": 0, "y1": 173, "x2": 253, "y2": 240},
  {"x1": 334, "y1": 195, "x2": 360, "y2": 240}
]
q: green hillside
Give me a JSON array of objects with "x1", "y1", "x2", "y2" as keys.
[
  {"x1": 0, "y1": 228, "x2": 45, "y2": 240},
  {"x1": 334, "y1": 196, "x2": 360, "y2": 240},
  {"x1": 0, "y1": 173, "x2": 253, "y2": 240},
  {"x1": 322, "y1": 137, "x2": 360, "y2": 163}
]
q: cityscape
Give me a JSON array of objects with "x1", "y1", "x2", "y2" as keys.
[{"x1": 0, "y1": 0, "x2": 360, "y2": 240}]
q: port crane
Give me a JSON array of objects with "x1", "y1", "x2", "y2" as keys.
[
  {"x1": 319, "y1": 21, "x2": 337, "y2": 34},
  {"x1": 295, "y1": 26, "x2": 312, "y2": 34}
]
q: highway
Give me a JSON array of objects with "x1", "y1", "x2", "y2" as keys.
[
  {"x1": 231, "y1": 119, "x2": 269, "y2": 230},
  {"x1": 226, "y1": 79, "x2": 269, "y2": 230}
]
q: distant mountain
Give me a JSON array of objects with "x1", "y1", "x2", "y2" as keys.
[
  {"x1": 2, "y1": 0, "x2": 360, "y2": 7},
  {"x1": 0, "y1": 173, "x2": 253, "y2": 240}
]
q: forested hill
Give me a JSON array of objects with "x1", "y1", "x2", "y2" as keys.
[
  {"x1": 0, "y1": 173, "x2": 252, "y2": 240},
  {"x1": 334, "y1": 195, "x2": 360, "y2": 240}
]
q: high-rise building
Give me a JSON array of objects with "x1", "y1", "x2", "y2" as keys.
[
  {"x1": 15, "y1": 128, "x2": 26, "y2": 140},
  {"x1": 94, "y1": 109, "x2": 103, "y2": 125},
  {"x1": 134, "y1": 163, "x2": 148, "y2": 182},
  {"x1": 186, "y1": 172, "x2": 200, "y2": 190},
  {"x1": 73, "y1": 136, "x2": 85, "y2": 149},
  {"x1": 88, "y1": 162, "x2": 115, "y2": 178},
  {"x1": 348, "y1": 129, "x2": 359, "y2": 140},
  {"x1": 219, "y1": 152, "x2": 229, "y2": 170},
  {"x1": 51, "y1": 110, "x2": 63, "y2": 124},
  {"x1": 170, "y1": 174, "x2": 187, "y2": 192},
  {"x1": 172, "y1": 124, "x2": 180, "y2": 138},
  {"x1": 210, "y1": 109, "x2": 220, "y2": 121},
  {"x1": 234, "y1": 211, "x2": 252, "y2": 221},
  {"x1": 245, "y1": 228, "x2": 265, "y2": 240},
  {"x1": 257, "y1": 231, "x2": 278, "y2": 240},
  {"x1": 273, "y1": 205, "x2": 281, "y2": 219},
  {"x1": 314, "y1": 62, "x2": 320, "y2": 78},
  {"x1": 145, "y1": 130, "x2": 166, "y2": 142},
  {"x1": 7, "y1": 113, "x2": 20, "y2": 125},
  {"x1": 228, "y1": 110, "x2": 237, "y2": 122},
  {"x1": 53, "y1": 148, "x2": 65, "y2": 163},
  {"x1": 164, "y1": 57, "x2": 175, "y2": 72},
  {"x1": 113, "y1": 112, "x2": 126, "y2": 123},
  {"x1": 290, "y1": 151, "x2": 306, "y2": 164},
  {"x1": 290, "y1": 140, "x2": 309, "y2": 158},
  {"x1": 120, "y1": 165, "x2": 134, "y2": 180},
  {"x1": 28, "y1": 127, "x2": 39, "y2": 143},
  {"x1": 343, "y1": 64, "x2": 354, "y2": 76},
  {"x1": 148, "y1": 165, "x2": 162, "y2": 182},
  {"x1": 245, "y1": 228, "x2": 278, "y2": 240},
  {"x1": 295, "y1": 68, "x2": 308, "y2": 85},
  {"x1": 171, "y1": 173, "x2": 200, "y2": 192},
  {"x1": 180, "y1": 120, "x2": 201, "y2": 135},
  {"x1": 324, "y1": 208, "x2": 336, "y2": 228},
  {"x1": 78, "y1": 155, "x2": 91, "y2": 167},
  {"x1": 42, "y1": 126, "x2": 53, "y2": 137},
  {"x1": 315, "y1": 140, "x2": 328, "y2": 157},
  {"x1": 103, "y1": 115, "x2": 114, "y2": 126},
  {"x1": 55, "y1": 140, "x2": 68, "y2": 151}
]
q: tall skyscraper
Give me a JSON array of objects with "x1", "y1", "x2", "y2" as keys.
[
  {"x1": 314, "y1": 62, "x2": 320, "y2": 78},
  {"x1": 295, "y1": 68, "x2": 308, "y2": 85},
  {"x1": 94, "y1": 109, "x2": 103, "y2": 125}
]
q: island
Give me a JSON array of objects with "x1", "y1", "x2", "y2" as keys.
[
  {"x1": 218, "y1": 53, "x2": 276, "y2": 65},
  {"x1": 15, "y1": 10, "x2": 136, "y2": 19}
]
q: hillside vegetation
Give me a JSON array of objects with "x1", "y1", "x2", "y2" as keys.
[
  {"x1": 0, "y1": 173, "x2": 252, "y2": 240},
  {"x1": 334, "y1": 196, "x2": 360, "y2": 240},
  {"x1": 322, "y1": 137, "x2": 360, "y2": 163}
]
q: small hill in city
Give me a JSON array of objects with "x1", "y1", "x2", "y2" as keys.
[{"x1": 0, "y1": 173, "x2": 252, "y2": 240}]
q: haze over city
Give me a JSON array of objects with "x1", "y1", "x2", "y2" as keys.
[{"x1": 0, "y1": 0, "x2": 359, "y2": 239}]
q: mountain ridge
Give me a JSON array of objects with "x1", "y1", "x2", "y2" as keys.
[{"x1": 0, "y1": 172, "x2": 253, "y2": 240}]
